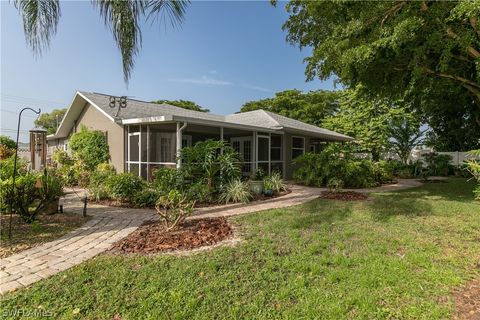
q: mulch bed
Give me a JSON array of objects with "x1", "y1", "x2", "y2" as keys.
[
  {"x1": 452, "y1": 276, "x2": 480, "y2": 320},
  {"x1": 109, "y1": 217, "x2": 233, "y2": 254},
  {"x1": 319, "y1": 191, "x2": 369, "y2": 201}
]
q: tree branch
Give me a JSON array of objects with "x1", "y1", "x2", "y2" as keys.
[
  {"x1": 423, "y1": 67, "x2": 480, "y2": 89},
  {"x1": 446, "y1": 27, "x2": 480, "y2": 59},
  {"x1": 470, "y1": 16, "x2": 480, "y2": 37},
  {"x1": 381, "y1": 1, "x2": 406, "y2": 28}
]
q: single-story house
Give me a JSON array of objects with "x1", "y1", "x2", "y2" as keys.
[{"x1": 47, "y1": 91, "x2": 353, "y2": 180}]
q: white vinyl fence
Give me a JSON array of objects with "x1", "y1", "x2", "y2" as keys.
[{"x1": 355, "y1": 148, "x2": 480, "y2": 166}]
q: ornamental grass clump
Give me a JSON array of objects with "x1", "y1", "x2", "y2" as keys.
[
  {"x1": 263, "y1": 172, "x2": 287, "y2": 193},
  {"x1": 219, "y1": 179, "x2": 252, "y2": 204}
]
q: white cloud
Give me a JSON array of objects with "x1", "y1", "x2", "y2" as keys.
[
  {"x1": 208, "y1": 70, "x2": 218, "y2": 75},
  {"x1": 168, "y1": 75, "x2": 232, "y2": 86},
  {"x1": 241, "y1": 84, "x2": 273, "y2": 93}
]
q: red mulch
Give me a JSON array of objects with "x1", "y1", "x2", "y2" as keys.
[
  {"x1": 452, "y1": 276, "x2": 480, "y2": 320},
  {"x1": 109, "y1": 217, "x2": 233, "y2": 254},
  {"x1": 319, "y1": 191, "x2": 369, "y2": 201}
]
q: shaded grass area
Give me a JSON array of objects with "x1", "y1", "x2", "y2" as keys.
[
  {"x1": 1, "y1": 178, "x2": 479, "y2": 319},
  {"x1": 0, "y1": 213, "x2": 89, "y2": 258}
]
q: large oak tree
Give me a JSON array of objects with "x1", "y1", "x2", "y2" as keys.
[{"x1": 282, "y1": 0, "x2": 480, "y2": 118}]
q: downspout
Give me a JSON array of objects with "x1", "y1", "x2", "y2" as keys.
[{"x1": 176, "y1": 122, "x2": 188, "y2": 169}]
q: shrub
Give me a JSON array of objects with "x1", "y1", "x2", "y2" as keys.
[
  {"x1": 422, "y1": 152, "x2": 452, "y2": 176},
  {"x1": 88, "y1": 163, "x2": 116, "y2": 201},
  {"x1": 181, "y1": 140, "x2": 241, "y2": 190},
  {"x1": 0, "y1": 157, "x2": 28, "y2": 212},
  {"x1": 374, "y1": 161, "x2": 395, "y2": 183},
  {"x1": 13, "y1": 169, "x2": 63, "y2": 223},
  {"x1": 184, "y1": 182, "x2": 213, "y2": 203},
  {"x1": 0, "y1": 135, "x2": 16, "y2": 160},
  {"x1": 155, "y1": 190, "x2": 195, "y2": 230},
  {"x1": 263, "y1": 172, "x2": 286, "y2": 193},
  {"x1": 52, "y1": 149, "x2": 73, "y2": 167},
  {"x1": 152, "y1": 167, "x2": 185, "y2": 194},
  {"x1": 465, "y1": 149, "x2": 480, "y2": 200},
  {"x1": 106, "y1": 173, "x2": 144, "y2": 202},
  {"x1": 0, "y1": 156, "x2": 27, "y2": 181},
  {"x1": 133, "y1": 187, "x2": 162, "y2": 207},
  {"x1": 219, "y1": 179, "x2": 252, "y2": 204},
  {"x1": 293, "y1": 147, "x2": 379, "y2": 188},
  {"x1": 327, "y1": 178, "x2": 344, "y2": 192},
  {"x1": 69, "y1": 126, "x2": 110, "y2": 171}
]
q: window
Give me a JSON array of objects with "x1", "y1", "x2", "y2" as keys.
[{"x1": 292, "y1": 137, "x2": 305, "y2": 160}]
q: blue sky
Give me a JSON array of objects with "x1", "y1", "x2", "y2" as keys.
[{"x1": 1, "y1": 1, "x2": 335, "y2": 142}]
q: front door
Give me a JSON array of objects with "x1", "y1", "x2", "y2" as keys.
[{"x1": 231, "y1": 137, "x2": 253, "y2": 175}]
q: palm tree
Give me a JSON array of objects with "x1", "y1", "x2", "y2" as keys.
[{"x1": 13, "y1": 0, "x2": 189, "y2": 83}]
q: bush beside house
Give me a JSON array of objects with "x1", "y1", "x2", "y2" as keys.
[{"x1": 293, "y1": 146, "x2": 462, "y2": 188}]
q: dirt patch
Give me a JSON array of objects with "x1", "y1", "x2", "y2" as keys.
[
  {"x1": 109, "y1": 217, "x2": 233, "y2": 254},
  {"x1": 452, "y1": 276, "x2": 480, "y2": 320},
  {"x1": 319, "y1": 191, "x2": 369, "y2": 201},
  {"x1": 422, "y1": 179, "x2": 448, "y2": 184}
]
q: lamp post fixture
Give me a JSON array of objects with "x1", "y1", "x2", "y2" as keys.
[{"x1": 8, "y1": 107, "x2": 41, "y2": 239}]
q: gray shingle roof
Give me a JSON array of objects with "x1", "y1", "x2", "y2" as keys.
[
  {"x1": 78, "y1": 91, "x2": 352, "y2": 141},
  {"x1": 80, "y1": 91, "x2": 224, "y2": 122}
]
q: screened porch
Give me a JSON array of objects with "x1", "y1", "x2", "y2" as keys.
[{"x1": 125, "y1": 123, "x2": 286, "y2": 180}]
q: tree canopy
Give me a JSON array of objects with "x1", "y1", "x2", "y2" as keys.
[
  {"x1": 34, "y1": 108, "x2": 67, "y2": 135},
  {"x1": 152, "y1": 100, "x2": 210, "y2": 113},
  {"x1": 282, "y1": 1, "x2": 480, "y2": 114},
  {"x1": 322, "y1": 88, "x2": 419, "y2": 160},
  {"x1": 240, "y1": 89, "x2": 340, "y2": 127},
  {"x1": 417, "y1": 81, "x2": 480, "y2": 151}
]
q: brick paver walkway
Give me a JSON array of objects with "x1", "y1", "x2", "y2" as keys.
[
  {"x1": 0, "y1": 179, "x2": 424, "y2": 294},
  {"x1": 0, "y1": 198, "x2": 155, "y2": 295}
]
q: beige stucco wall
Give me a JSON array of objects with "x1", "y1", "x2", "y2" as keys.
[{"x1": 71, "y1": 104, "x2": 125, "y2": 172}]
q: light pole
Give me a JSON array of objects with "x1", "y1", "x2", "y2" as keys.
[{"x1": 8, "y1": 107, "x2": 41, "y2": 239}]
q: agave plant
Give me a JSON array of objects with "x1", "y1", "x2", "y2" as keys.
[{"x1": 13, "y1": 0, "x2": 189, "y2": 83}]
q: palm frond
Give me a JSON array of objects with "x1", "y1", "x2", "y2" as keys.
[
  {"x1": 147, "y1": 0, "x2": 189, "y2": 29},
  {"x1": 13, "y1": 0, "x2": 61, "y2": 55}
]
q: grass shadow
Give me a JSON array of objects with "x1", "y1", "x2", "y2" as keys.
[
  {"x1": 368, "y1": 194, "x2": 433, "y2": 222},
  {"x1": 290, "y1": 199, "x2": 355, "y2": 229}
]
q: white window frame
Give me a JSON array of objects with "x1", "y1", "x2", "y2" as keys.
[
  {"x1": 231, "y1": 136, "x2": 254, "y2": 175},
  {"x1": 126, "y1": 125, "x2": 177, "y2": 180},
  {"x1": 291, "y1": 136, "x2": 305, "y2": 160}
]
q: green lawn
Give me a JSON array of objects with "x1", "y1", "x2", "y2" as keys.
[{"x1": 1, "y1": 178, "x2": 479, "y2": 319}]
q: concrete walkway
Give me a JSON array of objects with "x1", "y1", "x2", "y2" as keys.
[{"x1": 0, "y1": 179, "x2": 424, "y2": 295}]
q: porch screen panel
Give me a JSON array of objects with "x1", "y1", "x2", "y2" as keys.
[
  {"x1": 148, "y1": 129, "x2": 176, "y2": 163},
  {"x1": 257, "y1": 137, "x2": 269, "y2": 162},
  {"x1": 270, "y1": 134, "x2": 283, "y2": 175}
]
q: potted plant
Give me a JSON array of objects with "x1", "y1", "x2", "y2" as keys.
[
  {"x1": 249, "y1": 168, "x2": 266, "y2": 195},
  {"x1": 263, "y1": 179, "x2": 274, "y2": 197},
  {"x1": 39, "y1": 168, "x2": 64, "y2": 215}
]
